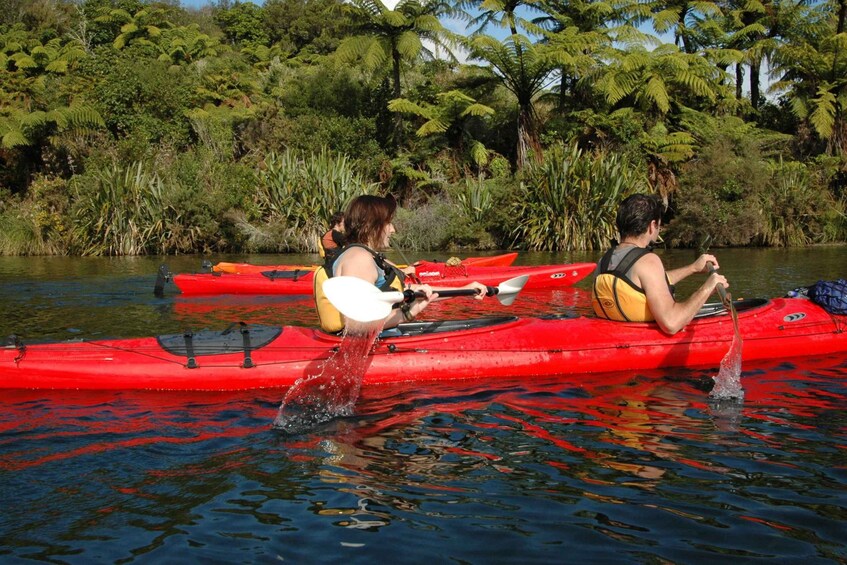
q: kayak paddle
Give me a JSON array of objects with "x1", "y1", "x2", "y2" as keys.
[
  {"x1": 707, "y1": 262, "x2": 739, "y2": 330},
  {"x1": 322, "y1": 275, "x2": 529, "y2": 323}
]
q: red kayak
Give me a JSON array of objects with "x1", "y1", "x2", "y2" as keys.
[
  {"x1": 212, "y1": 252, "x2": 518, "y2": 274},
  {"x1": 3, "y1": 297, "x2": 845, "y2": 390},
  {"x1": 167, "y1": 262, "x2": 596, "y2": 296}
]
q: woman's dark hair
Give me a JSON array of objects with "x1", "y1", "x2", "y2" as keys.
[
  {"x1": 344, "y1": 195, "x2": 396, "y2": 247},
  {"x1": 616, "y1": 194, "x2": 664, "y2": 239},
  {"x1": 329, "y1": 211, "x2": 344, "y2": 227}
]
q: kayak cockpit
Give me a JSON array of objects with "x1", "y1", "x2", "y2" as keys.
[
  {"x1": 394, "y1": 316, "x2": 519, "y2": 337},
  {"x1": 694, "y1": 297, "x2": 770, "y2": 318}
]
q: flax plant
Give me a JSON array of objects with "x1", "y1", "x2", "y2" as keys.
[
  {"x1": 511, "y1": 144, "x2": 647, "y2": 251},
  {"x1": 256, "y1": 148, "x2": 377, "y2": 251},
  {"x1": 72, "y1": 162, "x2": 180, "y2": 256}
]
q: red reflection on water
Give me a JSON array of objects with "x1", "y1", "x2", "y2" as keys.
[
  {"x1": 171, "y1": 295, "x2": 317, "y2": 327},
  {"x1": 1, "y1": 355, "x2": 844, "y2": 480},
  {"x1": 739, "y1": 515, "x2": 794, "y2": 532}
]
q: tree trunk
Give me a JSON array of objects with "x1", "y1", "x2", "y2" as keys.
[
  {"x1": 735, "y1": 64, "x2": 744, "y2": 100},
  {"x1": 750, "y1": 59, "x2": 761, "y2": 110},
  {"x1": 559, "y1": 70, "x2": 567, "y2": 112},
  {"x1": 516, "y1": 103, "x2": 542, "y2": 170},
  {"x1": 392, "y1": 46, "x2": 403, "y2": 150}
]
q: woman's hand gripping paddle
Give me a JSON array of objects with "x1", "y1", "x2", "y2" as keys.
[{"x1": 322, "y1": 275, "x2": 529, "y2": 323}]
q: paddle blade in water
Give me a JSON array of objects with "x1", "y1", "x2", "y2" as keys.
[
  {"x1": 710, "y1": 328, "x2": 744, "y2": 400},
  {"x1": 273, "y1": 324, "x2": 380, "y2": 433}
]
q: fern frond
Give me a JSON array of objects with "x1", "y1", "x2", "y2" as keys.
[
  {"x1": 644, "y1": 75, "x2": 670, "y2": 113},
  {"x1": 416, "y1": 118, "x2": 448, "y2": 136},
  {"x1": 461, "y1": 103, "x2": 495, "y2": 117},
  {"x1": 396, "y1": 31, "x2": 422, "y2": 59},
  {"x1": 469, "y1": 140, "x2": 489, "y2": 167},
  {"x1": 2, "y1": 130, "x2": 29, "y2": 149},
  {"x1": 387, "y1": 98, "x2": 430, "y2": 117},
  {"x1": 809, "y1": 90, "x2": 835, "y2": 138}
]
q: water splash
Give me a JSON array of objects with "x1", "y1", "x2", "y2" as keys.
[
  {"x1": 710, "y1": 328, "x2": 744, "y2": 401},
  {"x1": 273, "y1": 323, "x2": 381, "y2": 434}
]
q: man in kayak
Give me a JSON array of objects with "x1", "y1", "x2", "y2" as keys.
[
  {"x1": 592, "y1": 194, "x2": 729, "y2": 335},
  {"x1": 314, "y1": 195, "x2": 488, "y2": 332},
  {"x1": 319, "y1": 212, "x2": 346, "y2": 258}
]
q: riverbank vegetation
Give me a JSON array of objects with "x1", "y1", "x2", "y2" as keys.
[{"x1": 1, "y1": 0, "x2": 845, "y2": 255}]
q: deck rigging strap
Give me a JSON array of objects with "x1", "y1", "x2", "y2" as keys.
[
  {"x1": 222, "y1": 322, "x2": 254, "y2": 368},
  {"x1": 183, "y1": 332, "x2": 198, "y2": 368},
  {"x1": 261, "y1": 269, "x2": 305, "y2": 281}
]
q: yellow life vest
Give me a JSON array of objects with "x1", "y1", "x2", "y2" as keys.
[
  {"x1": 592, "y1": 246, "x2": 673, "y2": 323},
  {"x1": 313, "y1": 245, "x2": 405, "y2": 333}
]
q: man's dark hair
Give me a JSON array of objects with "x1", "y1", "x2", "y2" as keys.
[
  {"x1": 329, "y1": 212, "x2": 344, "y2": 228},
  {"x1": 616, "y1": 194, "x2": 664, "y2": 239}
]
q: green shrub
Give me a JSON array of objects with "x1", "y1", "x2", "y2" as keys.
[
  {"x1": 0, "y1": 176, "x2": 70, "y2": 255},
  {"x1": 758, "y1": 160, "x2": 845, "y2": 246},
  {"x1": 667, "y1": 136, "x2": 770, "y2": 247},
  {"x1": 392, "y1": 196, "x2": 462, "y2": 251},
  {"x1": 86, "y1": 48, "x2": 196, "y2": 152},
  {"x1": 155, "y1": 147, "x2": 260, "y2": 252}
]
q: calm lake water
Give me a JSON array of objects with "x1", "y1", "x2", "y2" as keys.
[{"x1": 1, "y1": 248, "x2": 846, "y2": 562}]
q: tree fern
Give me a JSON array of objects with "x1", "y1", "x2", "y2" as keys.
[{"x1": 389, "y1": 90, "x2": 495, "y2": 170}]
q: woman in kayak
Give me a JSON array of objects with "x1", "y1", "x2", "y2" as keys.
[
  {"x1": 314, "y1": 195, "x2": 489, "y2": 332},
  {"x1": 592, "y1": 193, "x2": 729, "y2": 335}
]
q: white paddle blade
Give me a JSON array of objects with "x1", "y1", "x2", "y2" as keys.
[
  {"x1": 496, "y1": 275, "x2": 528, "y2": 306},
  {"x1": 322, "y1": 276, "x2": 405, "y2": 323}
]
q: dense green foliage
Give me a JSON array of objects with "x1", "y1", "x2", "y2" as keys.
[{"x1": 0, "y1": 0, "x2": 845, "y2": 256}]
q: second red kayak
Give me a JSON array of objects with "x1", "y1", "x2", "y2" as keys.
[
  {"x1": 212, "y1": 252, "x2": 518, "y2": 274},
  {"x1": 167, "y1": 262, "x2": 596, "y2": 296}
]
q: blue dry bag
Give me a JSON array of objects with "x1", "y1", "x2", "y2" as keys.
[{"x1": 808, "y1": 279, "x2": 847, "y2": 315}]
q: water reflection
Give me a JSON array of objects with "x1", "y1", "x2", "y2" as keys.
[
  {"x1": 1, "y1": 357, "x2": 846, "y2": 561},
  {"x1": 1, "y1": 249, "x2": 846, "y2": 561}
]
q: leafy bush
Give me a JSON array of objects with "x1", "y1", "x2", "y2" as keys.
[
  {"x1": 758, "y1": 160, "x2": 845, "y2": 246},
  {"x1": 666, "y1": 135, "x2": 770, "y2": 247},
  {"x1": 85, "y1": 47, "x2": 196, "y2": 152},
  {"x1": 0, "y1": 176, "x2": 70, "y2": 255},
  {"x1": 153, "y1": 147, "x2": 259, "y2": 253},
  {"x1": 392, "y1": 195, "x2": 463, "y2": 251}
]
